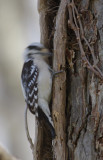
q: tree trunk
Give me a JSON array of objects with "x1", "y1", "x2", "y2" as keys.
[{"x1": 36, "y1": 0, "x2": 103, "y2": 160}]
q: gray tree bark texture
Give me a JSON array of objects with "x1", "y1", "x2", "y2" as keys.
[{"x1": 36, "y1": 0, "x2": 103, "y2": 160}]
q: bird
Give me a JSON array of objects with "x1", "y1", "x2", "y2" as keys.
[{"x1": 21, "y1": 42, "x2": 56, "y2": 139}]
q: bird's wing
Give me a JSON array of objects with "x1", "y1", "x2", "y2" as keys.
[{"x1": 21, "y1": 60, "x2": 39, "y2": 114}]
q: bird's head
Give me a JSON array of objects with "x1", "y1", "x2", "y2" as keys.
[{"x1": 23, "y1": 42, "x2": 52, "y2": 61}]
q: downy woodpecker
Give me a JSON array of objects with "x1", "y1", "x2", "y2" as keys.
[{"x1": 21, "y1": 42, "x2": 56, "y2": 139}]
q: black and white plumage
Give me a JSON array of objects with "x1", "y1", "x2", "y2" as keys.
[
  {"x1": 21, "y1": 42, "x2": 56, "y2": 139},
  {"x1": 21, "y1": 60, "x2": 39, "y2": 114}
]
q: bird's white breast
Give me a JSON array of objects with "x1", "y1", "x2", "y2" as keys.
[{"x1": 33, "y1": 59, "x2": 52, "y2": 102}]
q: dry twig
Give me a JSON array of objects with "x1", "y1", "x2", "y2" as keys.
[
  {"x1": 25, "y1": 104, "x2": 36, "y2": 160},
  {"x1": 25, "y1": 104, "x2": 34, "y2": 149}
]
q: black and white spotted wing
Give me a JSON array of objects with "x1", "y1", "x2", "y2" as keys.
[{"x1": 21, "y1": 60, "x2": 39, "y2": 114}]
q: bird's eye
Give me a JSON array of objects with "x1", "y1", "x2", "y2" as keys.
[
  {"x1": 28, "y1": 46, "x2": 41, "y2": 50},
  {"x1": 28, "y1": 53, "x2": 32, "y2": 57}
]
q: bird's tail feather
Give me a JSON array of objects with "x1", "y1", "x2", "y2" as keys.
[{"x1": 38, "y1": 107, "x2": 56, "y2": 139}]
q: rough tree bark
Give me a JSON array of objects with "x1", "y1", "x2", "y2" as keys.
[{"x1": 35, "y1": 0, "x2": 103, "y2": 160}]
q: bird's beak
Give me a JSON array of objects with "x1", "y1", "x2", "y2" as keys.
[{"x1": 42, "y1": 52, "x2": 53, "y2": 57}]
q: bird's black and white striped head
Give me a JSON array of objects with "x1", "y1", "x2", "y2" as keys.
[{"x1": 23, "y1": 42, "x2": 52, "y2": 61}]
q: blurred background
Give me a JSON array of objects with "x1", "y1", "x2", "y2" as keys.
[{"x1": 0, "y1": 0, "x2": 40, "y2": 159}]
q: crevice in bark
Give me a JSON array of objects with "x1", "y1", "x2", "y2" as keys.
[
  {"x1": 94, "y1": 115, "x2": 100, "y2": 153},
  {"x1": 38, "y1": 0, "x2": 60, "y2": 49},
  {"x1": 74, "y1": 89, "x2": 93, "y2": 148},
  {"x1": 66, "y1": 60, "x2": 72, "y2": 160},
  {"x1": 46, "y1": 0, "x2": 61, "y2": 50}
]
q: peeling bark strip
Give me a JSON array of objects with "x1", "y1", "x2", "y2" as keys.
[{"x1": 52, "y1": 0, "x2": 67, "y2": 160}]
